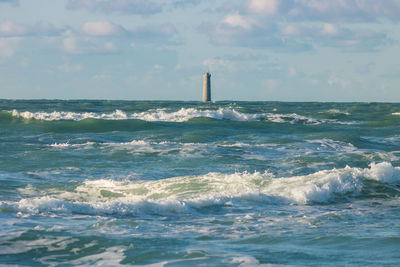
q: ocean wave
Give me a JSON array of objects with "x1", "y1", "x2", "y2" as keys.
[
  {"x1": 11, "y1": 109, "x2": 128, "y2": 121},
  {"x1": 130, "y1": 108, "x2": 263, "y2": 122},
  {"x1": 323, "y1": 109, "x2": 350, "y2": 115},
  {"x1": 3, "y1": 162, "x2": 400, "y2": 217},
  {"x1": 9, "y1": 108, "x2": 260, "y2": 122},
  {"x1": 47, "y1": 138, "x2": 359, "y2": 159},
  {"x1": 9, "y1": 108, "x2": 351, "y2": 124},
  {"x1": 306, "y1": 139, "x2": 357, "y2": 152},
  {"x1": 49, "y1": 142, "x2": 95, "y2": 148},
  {"x1": 392, "y1": 112, "x2": 400, "y2": 116}
]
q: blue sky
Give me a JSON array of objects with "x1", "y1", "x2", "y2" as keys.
[{"x1": 0, "y1": 0, "x2": 399, "y2": 101}]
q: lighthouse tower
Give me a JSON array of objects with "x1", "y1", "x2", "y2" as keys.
[{"x1": 202, "y1": 72, "x2": 211, "y2": 102}]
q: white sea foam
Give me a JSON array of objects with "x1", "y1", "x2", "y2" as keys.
[
  {"x1": 266, "y1": 113, "x2": 322, "y2": 124},
  {"x1": 324, "y1": 109, "x2": 350, "y2": 115},
  {"x1": 392, "y1": 112, "x2": 400, "y2": 115},
  {"x1": 38, "y1": 245, "x2": 127, "y2": 267},
  {"x1": 49, "y1": 141, "x2": 95, "y2": 148},
  {"x1": 268, "y1": 113, "x2": 356, "y2": 125},
  {"x1": 49, "y1": 142, "x2": 70, "y2": 148},
  {"x1": 10, "y1": 108, "x2": 352, "y2": 124},
  {"x1": 3, "y1": 162, "x2": 399, "y2": 217},
  {"x1": 46, "y1": 140, "x2": 207, "y2": 159},
  {"x1": 306, "y1": 139, "x2": 357, "y2": 152},
  {"x1": 11, "y1": 109, "x2": 127, "y2": 121},
  {"x1": 231, "y1": 256, "x2": 281, "y2": 267},
  {"x1": 130, "y1": 108, "x2": 263, "y2": 122}
]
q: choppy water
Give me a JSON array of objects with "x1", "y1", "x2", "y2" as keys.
[{"x1": 1, "y1": 100, "x2": 400, "y2": 266}]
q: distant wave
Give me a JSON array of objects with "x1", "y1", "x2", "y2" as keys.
[
  {"x1": 9, "y1": 108, "x2": 353, "y2": 124},
  {"x1": 49, "y1": 142, "x2": 96, "y2": 148},
  {"x1": 10, "y1": 109, "x2": 128, "y2": 121},
  {"x1": 392, "y1": 112, "x2": 400, "y2": 116},
  {"x1": 322, "y1": 109, "x2": 350, "y2": 115},
  {"x1": 47, "y1": 138, "x2": 359, "y2": 158},
  {"x1": 9, "y1": 108, "x2": 263, "y2": 122},
  {"x1": 3, "y1": 162, "x2": 399, "y2": 216}
]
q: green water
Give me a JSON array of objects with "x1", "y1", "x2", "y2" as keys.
[{"x1": 1, "y1": 100, "x2": 400, "y2": 266}]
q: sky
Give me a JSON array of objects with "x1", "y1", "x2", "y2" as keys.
[{"x1": 0, "y1": 0, "x2": 400, "y2": 101}]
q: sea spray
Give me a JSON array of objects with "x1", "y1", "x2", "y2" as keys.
[
  {"x1": 9, "y1": 108, "x2": 353, "y2": 124},
  {"x1": 3, "y1": 162, "x2": 399, "y2": 218}
]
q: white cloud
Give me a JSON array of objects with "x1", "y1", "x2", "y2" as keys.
[
  {"x1": 328, "y1": 75, "x2": 350, "y2": 87},
  {"x1": 0, "y1": 21, "x2": 26, "y2": 36},
  {"x1": 303, "y1": 0, "x2": 347, "y2": 13},
  {"x1": 247, "y1": 0, "x2": 280, "y2": 16},
  {"x1": 204, "y1": 1, "x2": 390, "y2": 52},
  {"x1": 203, "y1": 58, "x2": 234, "y2": 72},
  {"x1": 288, "y1": 67, "x2": 297, "y2": 77},
  {"x1": 262, "y1": 79, "x2": 279, "y2": 90},
  {"x1": 282, "y1": 23, "x2": 388, "y2": 51},
  {"x1": 62, "y1": 30, "x2": 118, "y2": 54},
  {"x1": 317, "y1": 26, "x2": 388, "y2": 51},
  {"x1": 0, "y1": 37, "x2": 20, "y2": 59},
  {"x1": 153, "y1": 64, "x2": 164, "y2": 71},
  {"x1": 104, "y1": 41, "x2": 117, "y2": 51},
  {"x1": 19, "y1": 57, "x2": 29, "y2": 68},
  {"x1": 92, "y1": 73, "x2": 111, "y2": 81},
  {"x1": 291, "y1": 0, "x2": 400, "y2": 22},
  {"x1": 129, "y1": 24, "x2": 178, "y2": 44},
  {"x1": 0, "y1": 20, "x2": 62, "y2": 37},
  {"x1": 59, "y1": 21, "x2": 178, "y2": 55},
  {"x1": 62, "y1": 37, "x2": 78, "y2": 53},
  {"x1": 321, "y1": 23, "x2": 339, "y2": 35},
  {"x1": 222, "y1": 0, "x2": 400, "y2": 22},
  {"x1": 203, "y1": 18, "x2": 310, "y2": 51},
  {"x1": 62, "y1": 32, "x2": 78, "y2": 53},
  {"x1": 223, "y1": 13, "x2": 253, "y2": 30},
  {"x1": 81, "y1": 21, "x2": 125, "y2": 36},
  {"x1": 282, "y1": 25, "x2": 300, "y2": 35},
  {"x1": 57, "y1": 63, "x2": 83, "y2": 73}
]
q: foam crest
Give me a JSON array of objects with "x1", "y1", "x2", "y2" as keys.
[
  {"x1": 364, "y1": 162, "x2": 400, "y2": 183},
  {"x1": 129, "y1": 108, "x2": 263, "y2": 122},
  {"x1": 324, "y1": 109, "x2": 350, "y2": 115},
  {"x1": 49, "y1": 142, "x2": 95, "y2": 148},
  {"x1": 306, "y1": 139, "x2": 357, "y2": 152},
  {"x1": 265, "y1": 113, "x2": 352, "y2": 125},
  {"x1": 266, "y1": 113, "x2": 321, "y2": 124},
  {"x1": 39, "y1": 246, "x2": 127, "y2": 266},
  {"x1": 11, "y1": 109, "x2": 127, "y2": 121},
  {"x1": 9, "y1": 108, "x2": 351, "y2": 124},
  {"x1": 392, "y1": 112, "x2": 400, "y2": 116},
  {"x1": 5, "y1": 162, "x2": 399, "y2": 217}
]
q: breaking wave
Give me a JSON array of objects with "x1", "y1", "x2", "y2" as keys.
[
  {"x1": 3, "y1": 162, "x2": 400, "y2": 217},
  {"x1": 324, "y1": 109, "x2": 350, "y2": 115},
  {"x1": 9, "y1": 108, "x2": 351, "y2": 124},
  {"x1": 10, "y1": 109, "x2": 128, "y2": 121},
  {"x1": 47, "y1": 138, "x2": 360, "y2": 160}
]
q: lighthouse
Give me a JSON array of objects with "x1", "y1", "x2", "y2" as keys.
[{"x1": 202, "y1": 72, "x2": 211, "y2": 102}]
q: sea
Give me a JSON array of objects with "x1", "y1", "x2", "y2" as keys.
[{"x1": 1, "y1": 100, "x2": 400, "y2": 266}]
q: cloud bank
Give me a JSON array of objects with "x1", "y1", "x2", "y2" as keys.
[{"x1": 201, "y1": 0, "x2": 397, "y2": 51}]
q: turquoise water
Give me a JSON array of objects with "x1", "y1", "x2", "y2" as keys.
[{"x1": 1, "y1": 100, "x2": 400, "y2": 266}]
